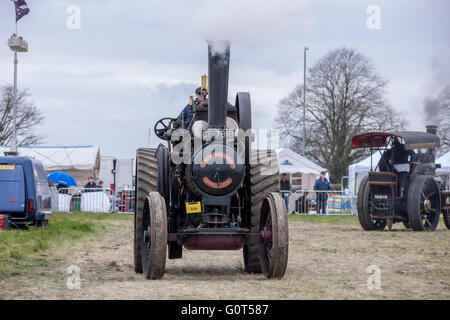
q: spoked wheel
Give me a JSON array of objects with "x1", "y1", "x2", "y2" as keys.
[
  {"x1": 407, "y1": 176, "x2": 441, "y2": 231},
  {"x1": 141, "y1": 192, "x2": 167, "y2": 279},
  {"x1": 357, "y1": 176, "x2": 387, "y2": 231},
  {"x1": 259, "y1": 192, "x2": 288, "y2": 279}
]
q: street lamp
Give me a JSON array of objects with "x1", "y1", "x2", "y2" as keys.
[
  {"x1": 302, "y1": 46, "x2": 309, "y2": 156},
  {"x1": 7, "y1": 33, "x2": 28, "y2": 156}
]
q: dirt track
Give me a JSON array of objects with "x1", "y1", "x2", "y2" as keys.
[{"x1": 2, "y1": 217, "x2": 449, "y2": 300}]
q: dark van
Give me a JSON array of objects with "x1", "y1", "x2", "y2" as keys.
[{"x1": 0, "y1": 156, "x2": 52, "y2": 228}]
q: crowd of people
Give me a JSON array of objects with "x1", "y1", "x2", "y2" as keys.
[
  {"x1": 56, "y1": 176, "x2": 105, "y2": 194},
  {"x1": 83, "y1": 176, "x2": 105, "y2": 192}
]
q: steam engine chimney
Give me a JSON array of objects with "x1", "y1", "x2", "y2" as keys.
[
  {"x1": 426, "y1": 125, "x2": 437, "y2": 135},
  {"x1": 426, "y1": 125, "x2": 438, "y2": 163},
  {"x1": 207, "y1": 43, "x2": 230, "y2": 129}
]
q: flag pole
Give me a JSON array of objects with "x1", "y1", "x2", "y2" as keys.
[{"x1": 7, "y1": 0, "x2": 29, "y2": 156}]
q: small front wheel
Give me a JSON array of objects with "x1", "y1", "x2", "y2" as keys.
[{"x1": 357, "y1": 176, "x2": 387, "y2": 231}]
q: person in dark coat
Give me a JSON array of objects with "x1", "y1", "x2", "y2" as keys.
[
  {"x1": 314, "y1": 171, "x2": 331, "y2": 214},
  {"x1": 391, "y1": 139, "x2": 415, "y2": 196},
  {"x1": 378, "y1": 138, "x2": 415, "y2": 196},
  {"x1": 280, "y1": 173, "x2": 291, "y2": 212},
  {"x1": 84, "y1": 176, "x2": 97, "y2": 192}
]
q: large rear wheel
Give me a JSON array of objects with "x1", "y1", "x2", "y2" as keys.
[
  {"x1": 357, "y1": 176, "x2": 387, "y2": 231},
  {"x1": 259, "y1": 192, "x2": 289, "y2": 279},
  {"x1": 243, "y1": 149, "x2": 280, "y2": 274},
  {"x1": 134, "y1": 148, "x2": 158, "y2": 273},
  {"x1": 407, "y1": 176, "x2": 440, "y2": 231},
  {"x1": 141, "y1": 192, "x2": 167, "y2": 279}
]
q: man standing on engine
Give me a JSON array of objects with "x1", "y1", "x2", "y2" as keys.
[
  {"x1": 314, "y1": 171, "x2": 331, "y2": 214},
  {"x1": 176, "y1": 87, "x2": 204, "y2": 127}
]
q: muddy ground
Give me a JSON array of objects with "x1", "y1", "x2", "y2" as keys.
[{"x1": 1, "y1": 216, "x2": 449, "y2": 300}]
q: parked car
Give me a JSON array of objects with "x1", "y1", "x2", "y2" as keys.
[{"x1": 0, "y1": 156, "x2": 52, "y2": 229}]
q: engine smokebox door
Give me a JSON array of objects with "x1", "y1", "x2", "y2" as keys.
[{"x1": 190, "y1": 144, "x2": 244, "y2": 196}]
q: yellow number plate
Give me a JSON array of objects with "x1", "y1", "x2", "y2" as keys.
[
  {"x1": 185, "y1": 202, "x2": 201, "y2": 214},
  {"x1": 0, "y1": 165, "x2": 15, "y2": 170}
]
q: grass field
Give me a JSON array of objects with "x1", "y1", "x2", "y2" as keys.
[
  {"x1": 0, "y1": 213, "x2": 449, "y2": 300},
  {"x1": 0, "y1": 213, "x2": 129, "y2": 278}
]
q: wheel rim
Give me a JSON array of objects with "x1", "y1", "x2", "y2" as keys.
[
  {"x1": 368, "y1": 188, "x2": 386, "y2": 229},
  {"x1": 141, "y1": 206, "x2": 150, "y2": 273},
  {"x1": 260, "y1": 211, "x2": 273, "y2": 266},
  {"x1": 419, "y1": 180, "x2": 440, "y2": 231}
]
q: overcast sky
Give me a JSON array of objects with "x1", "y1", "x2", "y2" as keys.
[{"x1": 0, "y1": 0, "x2": 449, "y2": 159}]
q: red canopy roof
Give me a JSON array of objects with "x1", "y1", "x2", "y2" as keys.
[{"x1": 351, "y1": 131, "x2": 440, "y2": 150}]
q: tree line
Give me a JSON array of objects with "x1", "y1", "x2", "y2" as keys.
[{"x1": 275, "y1": 47, "x2": 449, "y2": 183}]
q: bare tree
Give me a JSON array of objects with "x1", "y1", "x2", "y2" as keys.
[
  {"x1": 275, "y1": 47, "x2": 406, "y2": 183},
  {"x1": 426, "y1": 85, "x2": 450, "y2": 157},
  {"x1": 0, "y1": 85, "x2": 45, "y2": 146}
]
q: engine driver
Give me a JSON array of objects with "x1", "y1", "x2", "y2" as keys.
[
  {"x1": 175, "y1": 87, "x2": 204, "y2": 128},
  {"x1": 379, "y1": 138, "x2": 415, "y2": 197}
]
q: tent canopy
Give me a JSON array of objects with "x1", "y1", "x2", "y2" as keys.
[
  {"x1": 0, "y1": 145, "x2": 100, "y2": 171},
  {"x1": 276, "y1": 149, "x2": 326, "y2": 175},
  {"x1": 276, "y1": 148, "x2": 326, "y2": 175},
  {"x1": 276, "y1": 148, "x2": 327, "y2": 190},
  {"x1": 437, "y1": 151, "x2": 450, "y2": 175}
]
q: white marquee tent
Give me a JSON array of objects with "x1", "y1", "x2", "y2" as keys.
[
  {"x1": 99, "y1": 157, "x2": 133, "y2": 189},
  {"x1": 437, "y1": 151, "x2": 450, "y2": 174},
  {"x1": 0, "y1": 145, "x2": 100, "y2": 187},
  {"x1": 276, "y1": 148, "x2": 327, "y2": 190},
  {"x1": 437, "y1": 151, "x2": 450, "y2": 188}
]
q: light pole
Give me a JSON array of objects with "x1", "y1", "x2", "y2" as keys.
[
  {"x1": 302, "y1": 46, "x2": 309, "y2": 156},
  {"x1": 7, "y1": 33, "x2": 28, "y2": 155}
]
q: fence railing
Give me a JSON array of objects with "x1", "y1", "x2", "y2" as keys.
[
  {"x1": 51, "y1": 187, "x2": 354, "y2": 216},
  {"x1": 51, "y1": 187, "x2": 135, "y2": 214},
  {"x1": 281, "y1": 189, "x2": 354, "y2": 215}
]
